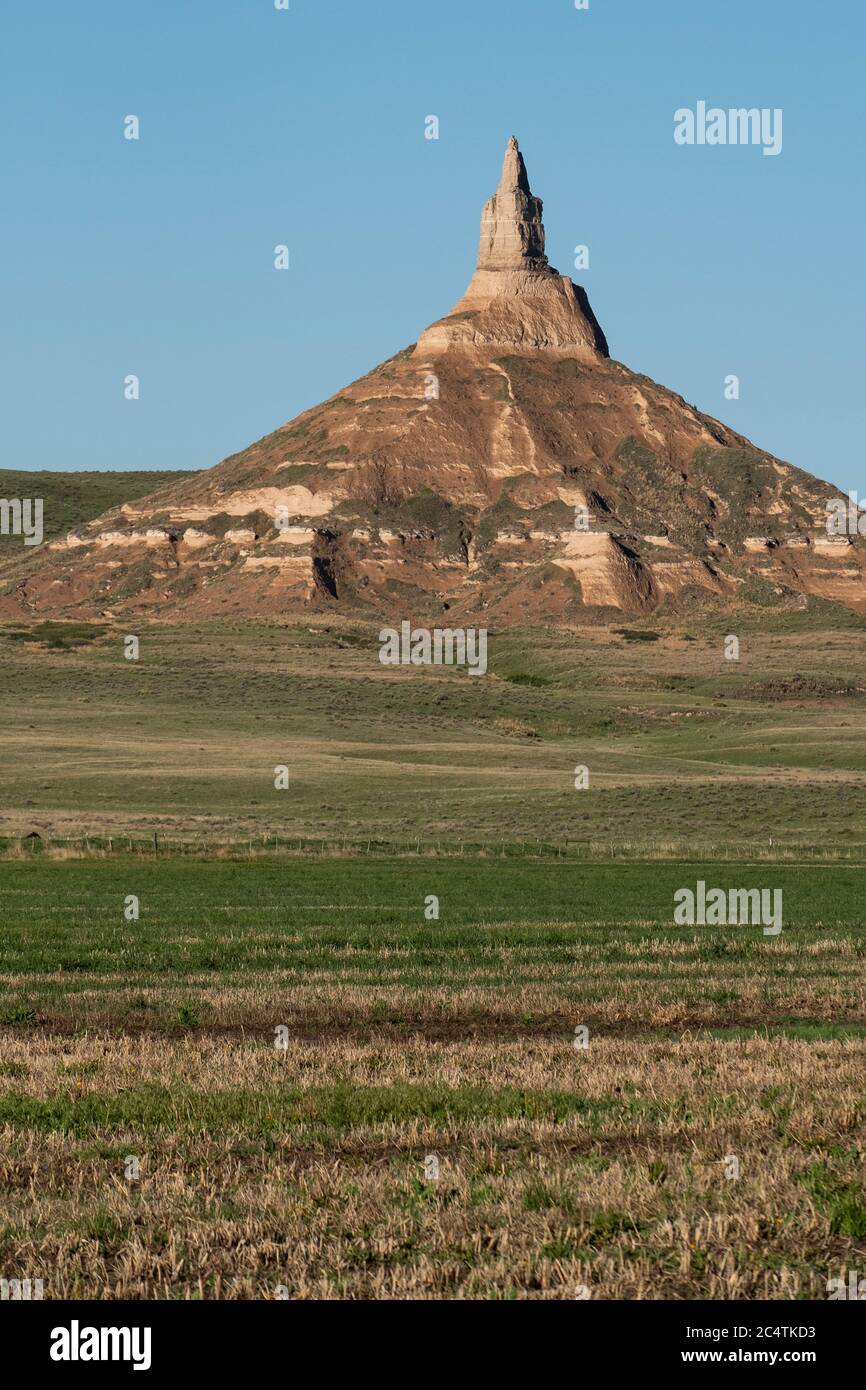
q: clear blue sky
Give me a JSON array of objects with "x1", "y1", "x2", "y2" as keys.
[{"x1": 2, "y1": 0, "x2": 864, "y2": 493}]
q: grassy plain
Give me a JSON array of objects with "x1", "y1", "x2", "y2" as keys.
[
  {"x1": 1, "y1": 617, "x2": 865, "y2": 1298},
  {"x1": 1, "y1": 615, "x2": 865, "y2": 852}
]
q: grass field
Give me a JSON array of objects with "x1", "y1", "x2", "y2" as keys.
[
  {"x1": 1, "y1": 616, "x2": 865, "y2": 852},
  {"x1": 1, "y1": 857, "x2": 865, "y2": 1299},
  {"x1": 1, "y1": 617, "x2": 865, "y2": 1298}
]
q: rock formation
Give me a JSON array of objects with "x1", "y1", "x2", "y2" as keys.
[
  {"x1": 3, "y1": 137, "x2": 863, "y2": 623},
  {"x1": 479, "y1": 136, "x2": 548, "y2": 271},
  {"x1": 419, "y1": 136, "x2": 608, "y2": 355}
]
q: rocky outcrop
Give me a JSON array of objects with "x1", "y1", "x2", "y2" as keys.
[
  {"x1": 1, "y1": 136, "x2": 862, "y2": 623},
  {"x1": 477, "y1": 136, "x2": 548, "y2": 272},
  {"x1": 418, "y1": 137, "x2": 609, "y2": 355}
]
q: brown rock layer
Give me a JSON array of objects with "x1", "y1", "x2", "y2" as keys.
[{"x1": 1, "y1": 138, "x2": 861, "y2": 623}]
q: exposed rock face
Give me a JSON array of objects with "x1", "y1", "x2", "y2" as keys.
[
  {"x1": 419, "y1": 136, "x2": 608, "y2": 355},
  {"x1": 477, "y1": 136, "x2": 548, "y2": 272},
  {"x1": 2, "y1": 137, "x2": 863, "y2": 623}
]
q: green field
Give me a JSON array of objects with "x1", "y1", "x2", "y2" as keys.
[
  {"x1": 1, "y1": 617, "x2": 865, "y2": 1298},
  {"x1": 1, "y1": 857, "x2": 865, "y2": 1299},
  {"x1": 2, "y1": 858, "x2": 866, "y2": 1031},
  {"x1": 1, "y1": 616, "x2": 865, "y2": 852}
]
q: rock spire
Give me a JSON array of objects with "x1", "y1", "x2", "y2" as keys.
[
  {"x1": 418, "y1": 136, "x2": 609, "y2": 355},
  {"x1": 476, "y1": 136, "x2": 549, "y2": 273}
]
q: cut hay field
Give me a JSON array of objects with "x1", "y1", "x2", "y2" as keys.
[{"x1": 1, "y1": 857, "x2": 865, "y2": 1299}]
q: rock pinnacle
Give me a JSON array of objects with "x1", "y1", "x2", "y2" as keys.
[
  {"x1": 477, "y1": 136, "x2": 549, "y2": 273},
  {"x1": 418, "y1": 135, "x2": 608, "y2": 355}
]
